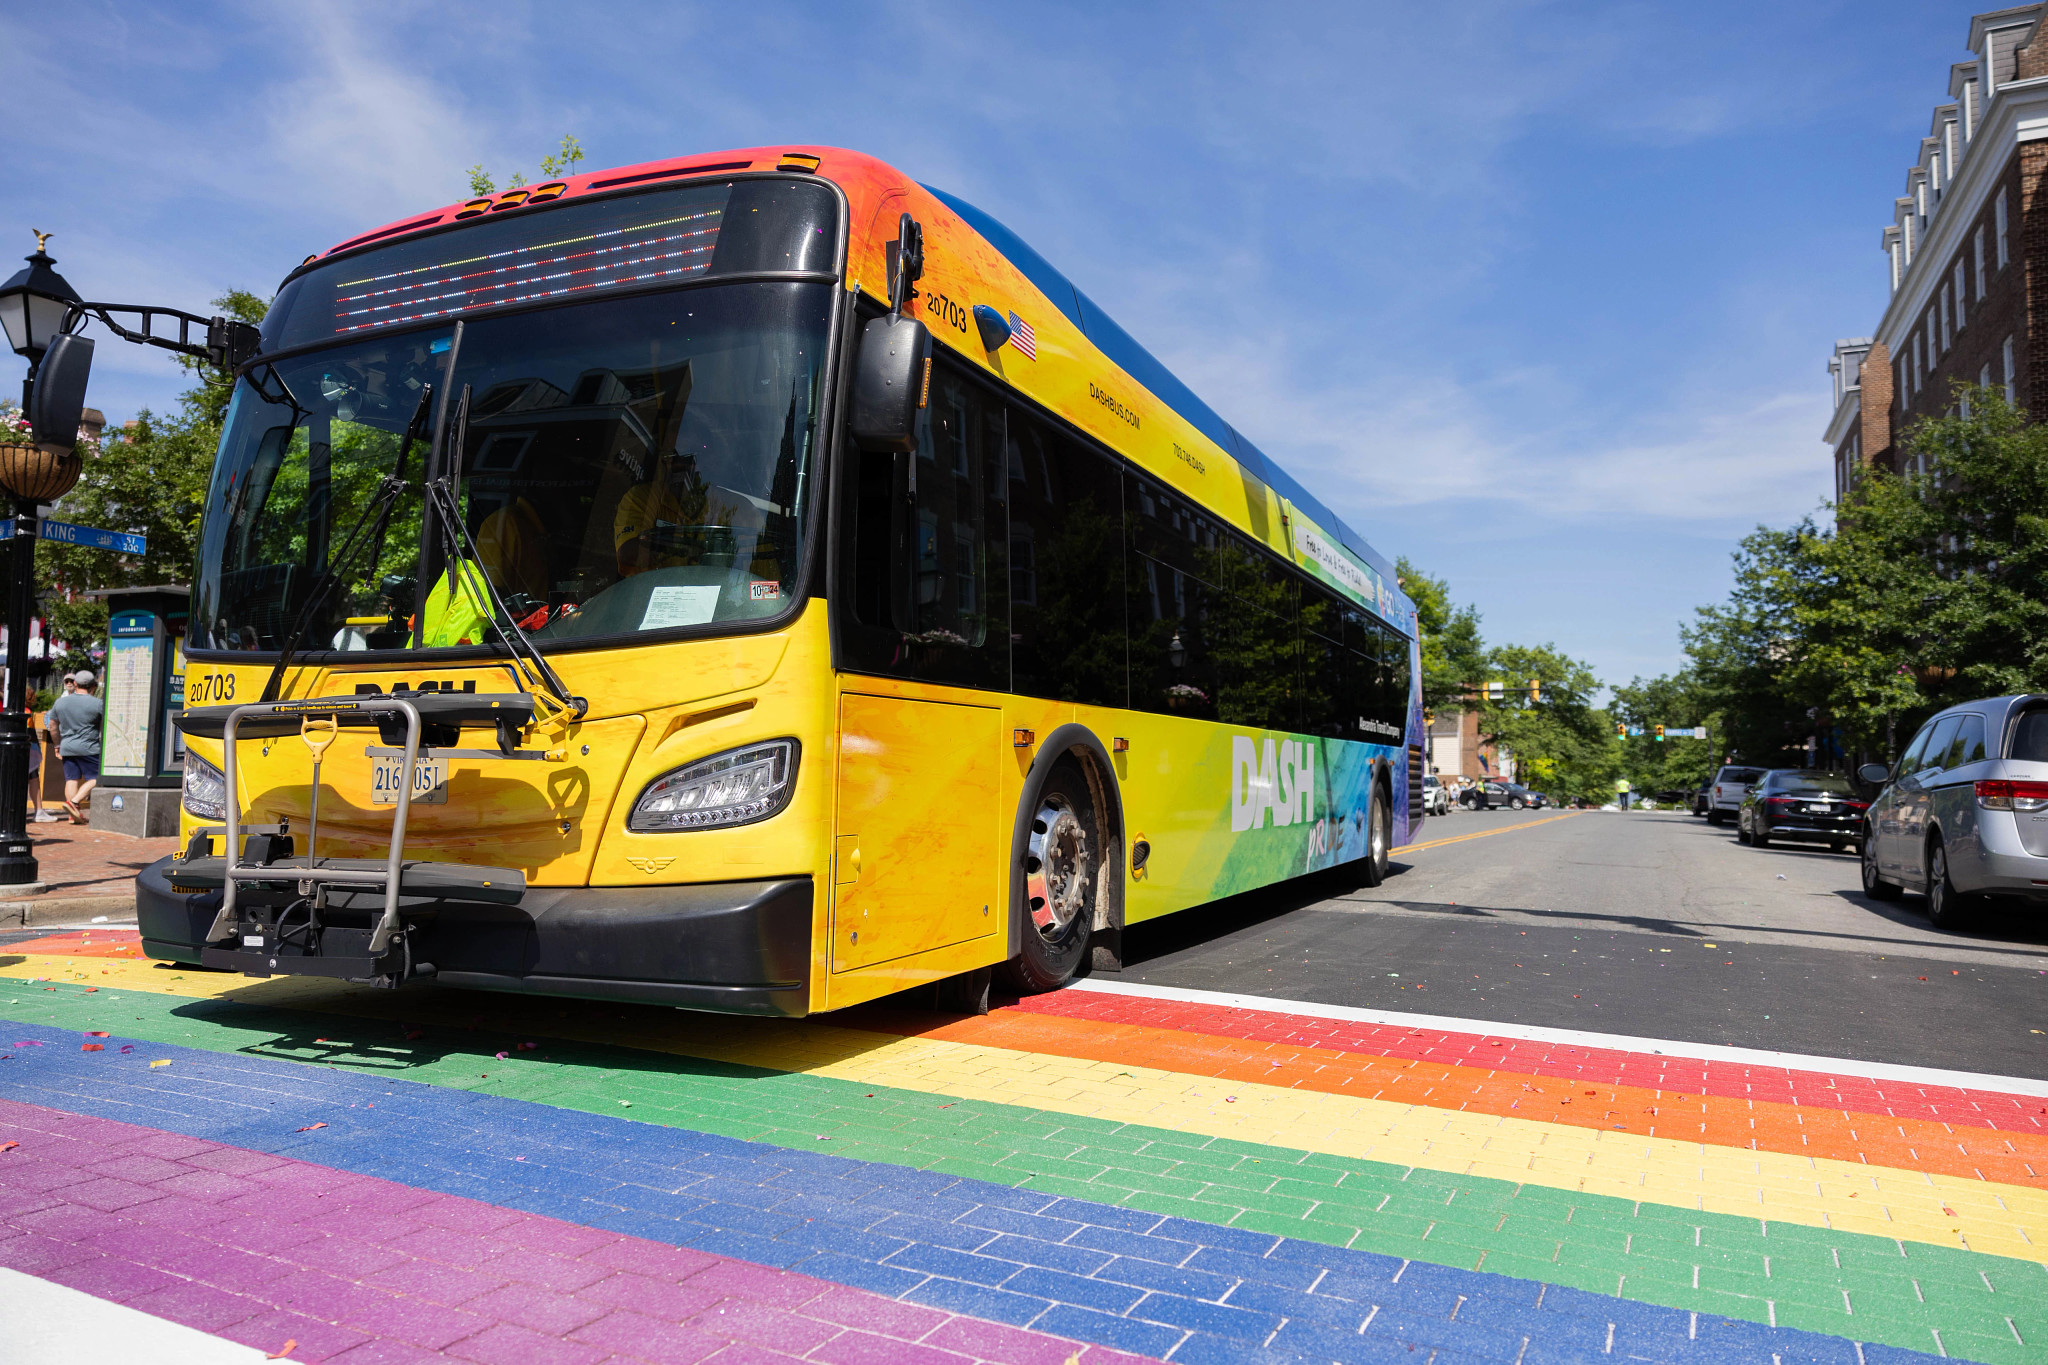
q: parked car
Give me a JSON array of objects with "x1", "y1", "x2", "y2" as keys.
[
  {"x1": 1706, "y1": 765, "x2": 1766, "y2": 826},
  {"x1": 1423, "y1": 774, "x2": 1451, "y2": 816},
  {"x1": 1859, "y1": 695, "x2": 2048, "y2": 927},
  {"x1": 1460, "y1": 781, "x2": 1507, "y2": 810},
  {"x1": 1736, "y1": 770, "x2": 1865, "y2": 852},
  {"x1": 1491, "y1": 783, "x2": 1544, "y2": 810},
  {"x1": 1691, "y1": 779, "x2": 1712, "y2": 816}
]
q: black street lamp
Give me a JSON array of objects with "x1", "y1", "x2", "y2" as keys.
[
  {"x1": 0, "y1": 231, "x2": 82, "y2": 383},
  {"x1": 0, "y1": 233, "x2": 85, "y2": 885},
  {"x1": 0, "y1": 229, "x2": 260, "y2": 885}
]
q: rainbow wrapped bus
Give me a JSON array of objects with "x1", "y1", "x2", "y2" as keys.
[{"x1": 139, "y1": 145, "x2": 1424, "y2": 1015}]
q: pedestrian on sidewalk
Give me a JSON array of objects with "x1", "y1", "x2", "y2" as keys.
[
  {"x1": 24, "y1": 694, "x2": 58, "y2": 824},
  {"x1": 22, "y1": 697, "x2": 41, "y2": 823},
  {"x1": 49, "y1": 670, "x2": 101, "y2": 825}
]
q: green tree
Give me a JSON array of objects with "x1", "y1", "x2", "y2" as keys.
[
  {"x1": 35, "y1": 290, "x2": 269, "y2": 599},
  {"x1": 1397, "y1": 556, "x2": 1484, "y2": 715},
  {"x1": 1664, "y1": 384, "x2": 2048, "y2": 772},
  {"x1": 1609, "y1": 669, "x2": 1720, "y2": 793},
  {"x1": 1475, "y1": 642, "x2": 1615, "y2": 802},
  {"x1": 465, "y1": 135, "x2": 586, "y2": 196}
]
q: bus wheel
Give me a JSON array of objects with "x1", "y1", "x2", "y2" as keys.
[
  {"x1": 999, "y1": 764, "x2": 1096, "y2": 994},
  {"x1": 1361, "y1": 784, "x2": 1390, "y2": 888}
]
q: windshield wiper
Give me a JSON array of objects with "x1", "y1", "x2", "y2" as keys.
[
  {"x1": 256, "y1": 383, "x2": 433, "y2": 704},
  {"x1": 421, "y1": 383, "x2": 584, "y2": 727}
]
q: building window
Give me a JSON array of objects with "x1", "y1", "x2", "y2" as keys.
[
  {"x1": 1975, "y1": 226, "x2": 1988, "y2": 299},
  {"x1": 1899, "y1": 357, "x2": 1909, "y2": 410},
  {"x1": 2004, "y1": 335, "x2": 2017, "y2": 403},
  {"x1": 1954, "y1": 261, "x2": 1967, "y2": 332},
  {"x1": 1982, "y1": 362, "x2": 1993, "y2": 392},
  {"x1": 1997, "y1": 188, "x2": 2010, "y2": 268},
  {"x1": 1941, "y1": 284, "x2": 1953, "y2": 351}
]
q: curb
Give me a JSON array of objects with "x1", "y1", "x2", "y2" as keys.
[{"x1": 0, "y1": 893, "x2": 138, "y2": 928}]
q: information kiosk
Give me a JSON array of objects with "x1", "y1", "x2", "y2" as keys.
[{"x1": 90, "y1": 586, "x2": 188, "y2": 836}]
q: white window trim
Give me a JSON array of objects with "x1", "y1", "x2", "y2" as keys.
[
  {"x1": 1954, "y1": 261, "x2": 1967, "y2": 333},
  {"x1": 1997, "y1": 188, "x2": 2011, "y2": 268},
  {"x1": 1975, "y1": 225, "x2": 1987, "y2": 300},
  {"x1": 2004, "y1": 335, "x2": 2017, "y2": 404}
]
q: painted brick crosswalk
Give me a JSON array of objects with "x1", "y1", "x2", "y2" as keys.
[{"x1": 2, "y1": 929, "x2": 2035, "y2": 1362}]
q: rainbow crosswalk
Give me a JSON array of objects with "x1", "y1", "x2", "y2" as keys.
[{"x1": 2, "y1": 928, "x2": 2042, "y2": 1362}]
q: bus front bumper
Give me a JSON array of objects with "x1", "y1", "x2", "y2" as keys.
[{"x1": 135, "y1": 856, "x2": 814, "y2": 1017}]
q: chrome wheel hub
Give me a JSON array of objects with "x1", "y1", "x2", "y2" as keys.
[{"x1": 1026, "y1": 795, "x2": 1090, "y2": 936}]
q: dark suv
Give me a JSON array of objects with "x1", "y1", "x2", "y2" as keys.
[{"x1": 1737, "y1": 770, "x2": 1866, "y2": 852}]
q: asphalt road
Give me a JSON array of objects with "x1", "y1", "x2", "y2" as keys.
[{"x1": 1122, "y1": 806, "x2": 2048, "y2": 1079}]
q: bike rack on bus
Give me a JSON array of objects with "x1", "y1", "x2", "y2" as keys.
[{"x1": 170, "y1": 689, "x2": 538, "y2": 981}]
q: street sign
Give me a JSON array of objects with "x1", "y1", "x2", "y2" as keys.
[{"x1": 0, "y1": 517, "x2": 146, "y2": 557}]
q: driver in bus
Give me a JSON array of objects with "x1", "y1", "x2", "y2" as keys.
[{"x1": 612, "y1": 454, "x2": 707, "y2": 576}]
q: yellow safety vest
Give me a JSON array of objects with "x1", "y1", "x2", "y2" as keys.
[{"x1": 419, "y1": 560, "x2": 494, "y2": 648}]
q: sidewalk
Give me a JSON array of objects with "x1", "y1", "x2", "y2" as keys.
[{"x1": 0, "y1": 821, "x2": 173, "y2": 928}]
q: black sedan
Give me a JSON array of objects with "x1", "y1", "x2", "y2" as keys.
[
  {"x1": 1463, "y1": 782, "x2": 1544, "y2": 811},
  {"x1": 1736, "y1": 770, "x2": 1867, "y2": 852}
]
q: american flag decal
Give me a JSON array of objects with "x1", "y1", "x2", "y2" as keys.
[{"x1": 1007, "y1": 310, "x2": 1037, "y2": 359}]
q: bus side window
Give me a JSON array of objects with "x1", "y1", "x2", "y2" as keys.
[
  {"x1": 1299, "y1": 587, "x2": 1347, "y2": 739},
  {"x1": 1383, "y1": 625, "x2": 1414, "y2": 724},
  {"x1": 1210, "y1": 531, "x2": 1298, "y2": 732},
  {"x1": 1337, "y1": 613, "x2": 1379, "y2": 740},
  {"x1": 839, "y1": 355, "x2": 1007, "y2": 689},
  {"x1": 1008, "y1": 407, "x2": 1126, "y2": 708},
  {"x1": 1125, "y1": 472, "x2": 1219, "y2": 721}
]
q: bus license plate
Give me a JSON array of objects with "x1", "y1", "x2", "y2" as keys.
[{"x1": 370, "y1": 755, "x2": 447, "y2": 805}]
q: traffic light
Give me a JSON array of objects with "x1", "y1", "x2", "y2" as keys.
[
  {"x1": 1654, "y1": 724, "x2": 1665, "y2": 742},
  {"x1": 1615, "y1": 721, "x2": 1626, "y2": 737},
  {"x1": 1528, "y1": 679, "x2": 1541, "y2": 703},
  {"x1": 1485, "y1": 681, "x2": 1503, "y2": 701}
]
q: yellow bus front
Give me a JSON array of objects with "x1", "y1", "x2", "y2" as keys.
[{"x1": 139, "y1": 172, "x2": 853, "y2": 1016}]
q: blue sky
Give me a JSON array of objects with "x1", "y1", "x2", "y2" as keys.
[{"x1": 0, "y1": 1, "x2": 1972, "y2": 687}]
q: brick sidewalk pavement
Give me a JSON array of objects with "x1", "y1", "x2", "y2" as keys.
[{"x1": 0, "y1": 825, "x2": 176, "y2": 926}]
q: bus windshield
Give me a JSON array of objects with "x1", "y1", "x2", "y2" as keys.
[{"x1": 191, "y1": 279, "x2": 831, "y2": 654}]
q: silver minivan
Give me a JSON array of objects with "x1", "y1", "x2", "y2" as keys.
[{"x1": 1859, "y1": 695, "x2": 2048, "y2": 926}]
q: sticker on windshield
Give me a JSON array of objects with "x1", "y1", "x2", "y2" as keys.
[
  {"x1": 749, "y1": 581, "x2": 780, "y2": 601},
  {"x1": 640, "y1": 585, "x2": 720, "y2": 630}
]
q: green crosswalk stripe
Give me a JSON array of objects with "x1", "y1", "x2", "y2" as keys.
[{"x1": 5, "y1": 980, "x2": 2043, "y2": 1364}]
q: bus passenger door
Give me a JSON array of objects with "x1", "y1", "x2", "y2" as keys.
[{"x1": 832, "y1": 693, "x2": 1001, "y2": 973}]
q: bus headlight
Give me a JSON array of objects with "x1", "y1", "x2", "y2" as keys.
[
  {"x1": 182, "y1": 751, "x2": 227, "y2": 822},
  {"x1": 629, "y1": 739, "x2": 799, "y2": 832}
]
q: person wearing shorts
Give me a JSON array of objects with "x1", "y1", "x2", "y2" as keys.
[
  {"x1": 22, "y1": 698, "x2": 47, "y2": 823},
  {"x1": 49, "y1": 671, "x2": 102, "y2": 825}
]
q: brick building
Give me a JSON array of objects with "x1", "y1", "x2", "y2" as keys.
[
  {"x1": 1827, "y1": 5, "x2": 2048, "y2": 493},
  {"x1": 1426, "y1": 708, "x2": 1506, "y2": 784}
]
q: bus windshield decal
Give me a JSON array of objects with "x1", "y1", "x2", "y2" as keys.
[{"x1": 332, "y1": 208, "x2": 723, "y2": 336}]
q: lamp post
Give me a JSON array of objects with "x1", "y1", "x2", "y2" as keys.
[{"x1": 0, "y1": 232, "x2": 84, "y2": 886}]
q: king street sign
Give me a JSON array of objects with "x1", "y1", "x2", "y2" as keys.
[{"x1": 0, "y1": 517, "x2": 146, "y2": 557}]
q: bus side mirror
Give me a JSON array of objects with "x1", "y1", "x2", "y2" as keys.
[
  {"x1": 850, "y1": 315, "x2": 930, "y2": 453},
  {"x1": 27, "y1": 333, "x2": 94, "y2": 451},
  {"x1": 1857, "y1": 762, "x2": 1890, "y2": 786}
]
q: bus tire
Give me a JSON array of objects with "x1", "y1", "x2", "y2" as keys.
[
  {"x1": 998, "y1": 762, "x2": 1096, "y2": 995},
  {"x1": 1360, "y1": 782, "x2": 1391, "y2": 888}
]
